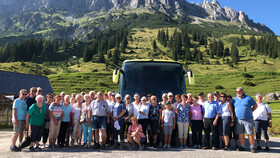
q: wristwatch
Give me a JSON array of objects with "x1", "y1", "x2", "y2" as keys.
[
  {"x1": 269, "y1": 120, "x2": 272, "y2": 122},
  {"x1": 231, "y1": 119, "x2": 234, "y2": 122}
]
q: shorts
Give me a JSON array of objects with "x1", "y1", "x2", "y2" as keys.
[
  {"x1": 163, "y1": 125, "x2": 173, "y2": 135},
  {"x1": 49, "y1": 120, "x2": 61, "y2": 139},
  {"x1": 31, "y1": 125, "x2": 44, "y2": 142},
  {"x1": 221, "y1": 116, "x2": 231, "y2": 136},
  {"x1": 13, "y1": 120, "x2": 25, "y2": 133},
  {"x1": 92, "y1": 116, "x2": 107, "y2": 130},
  {"x1": 235, "y1": 118, "x2": 254, "y2": 135}
]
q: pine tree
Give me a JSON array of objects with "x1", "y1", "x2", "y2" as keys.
[
  {"x1": 231, "y1": 43, "x2": 239, "y2": 64},
  {"x1": 112, "y1": 48, "x2": 120, "y2": 65},
  {"x1": 83, "y1": 46, "x2": 91, "y2": 62},
  {"x1": 152, "y1": 39, "x2": 157, "y2": 52},
  {"x1": 62, "y1": 39, "x2": 68, "y2": 52}
]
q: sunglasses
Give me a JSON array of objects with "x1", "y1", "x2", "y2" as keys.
[
  {"x1": 116, "y1": 97, "x2": 121, "y2": 99},
  {"x1": 32, "y1": 91, "x2": 37, "y2": 92},
  {"x1": 169, "y1": 96, "x2": 173, "y2": 97},
  {"x1": 38, "y1": 90, "x2": 42, "y2": 92},
  {"x1": 220, "y1": 96, "x2": 226, "y2": 98},
  {"x1": 22, "y1": 93, "x2": 27, "y2": 95}
]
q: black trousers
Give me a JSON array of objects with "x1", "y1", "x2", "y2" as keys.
[
  {"x1": 43, "y1": 128, "x2": 49, "y2": 143},
  {"x1": 204, "y1": 118, "x2": 219, "y2": 147},
  {"x1": 57, "y1": 121, "x2": 70, "y2": 146},
  {"x1": 138, "y1": 119, "x2": 149, "y2": 143},
  {"x1": 191, "y1": 120, "x2": 203, "y2": 145}
]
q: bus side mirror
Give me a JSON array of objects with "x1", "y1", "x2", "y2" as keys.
[
  {"x1": 185, "y1": 69, "x2": 195, "y2": 85},
  {"x1": 113, "y1": 68, "x2": 120, "y2": 83}
]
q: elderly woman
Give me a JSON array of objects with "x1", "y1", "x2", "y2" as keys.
[
  {"x1": 137, "y1": 96, "x2": 150, "y2": 144},
  {"x1": 148, "y1": 95, "x2": 162, "y2": 148},
  {"x1": 176, "y1": 94, "x2": 191, "y2": 148},
  {"x1": 49, "y1": 95, "x2": 64, "y2": 149},
  {"x1": 253, "y1": 93, "x2": 272, "y2": 151},
  {"x1": 111, "y1": 94, "x2": 127, "y2": 149},
  {"x1": 26, "y1": 95, "x2": 46, "y2": 151},
  {"x1": 81, "y1": 94, "x2": 92, "y2": 148},
  {"x1": 57, "y1": 95, "x2": 72, "y2": 148},
  {"x1": 124, "y1": 95, "x2": 134, "y2": 142},
  {"x1": 127, "y1": 116, "x2": 146, "y2": 150},
  {"x1": 71, "y1": 94, "x2": 83, "y2": 147}
]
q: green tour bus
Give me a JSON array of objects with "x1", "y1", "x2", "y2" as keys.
[{"x1": 112, "y1": 59, "x2": 194, "y2": 101}]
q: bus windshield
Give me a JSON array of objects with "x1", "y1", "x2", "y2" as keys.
[{"x1": 120, "y1": 61, "x2": 186, "y2": 100}]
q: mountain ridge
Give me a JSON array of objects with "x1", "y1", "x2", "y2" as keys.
[{"x1": 0, "y1": 0, "x2": 274, "y2": 41}]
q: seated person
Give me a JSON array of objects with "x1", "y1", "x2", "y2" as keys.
[{"x1": 127, "y1": 116, "x2": 146, "y2": 150}]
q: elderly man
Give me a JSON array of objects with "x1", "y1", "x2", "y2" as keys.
[
  {"x1": 90, "y1": 91, "x2": 110, "y2": 149},
  {"x1": 231, "y1": 87, "x2": 257, "y2": 153},
  {"x1": 89, "y1": 91, "x2": 95, "y2": 101},
  {"x1": 10, "y1": 89, "x2": 28, "y2": 151},
  {"x1": 202, "y1": 93, "x2": 221, "y2": 150}
]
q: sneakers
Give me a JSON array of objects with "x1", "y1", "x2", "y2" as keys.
[
  {"x1": 198, "y1": 145, "x2": 202, "y2": 149},
  {"x1": 139, "y1": 146, "x2": 144, "y2": 151},
  {"x1": 163, "y1": 144, "x2": 167, "y2": 148},
  {"x1": 167, "y1": 144, "x2": 171, "y2": 149},
  {"x1": 88, "y1": 144, "x2": 91, "y2": 148},
  {"x1": 238, "y1": 147, "x2": 246, "y2": 151},
  {"x1": 224, "y1": 146, "x2": 230, "y2": 151},
  {"x1": 264, "y1": 147, "x2": 270, "y2": 151},
  {"x1": 35, "y1": 146, "x2": 42, "y2": 151},
  {"x1": 159, "y1": 142, "x2": 162, "y2": 148},
  {"x1": 84, "y1": 144, "x2": 88, "y2": 148},
  {"x1": 194, "y1": 145, "x2": 198, "y2": 149},
  {"x1": 93, "y1": 143, "x2": 100, "y2": 149},
  {"x1": 70, "y1": 141, "x2": 74, "y2": 147},
  {"x1": 180, "y1": 144, "x2": 183, "y2": 149},
  {"x1": 251, "y1": 148, "x2": 257, "y2": 153},
  {"x1": 256, "y1": 146, "x2": 262, "y2": 150},
  {"x1": 153, "y1": 143, "x2": 157, "y2": 148},
  {"x1": 29, "y1": 146, "x2": 35, "y2": 152},
  {"x1": 10, "y1": 146, "x2": 21, "y2": 152}
]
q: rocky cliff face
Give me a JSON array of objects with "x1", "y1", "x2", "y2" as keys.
[{"x1": 0, "y1": 0, "x2": 274, "y2": 35}]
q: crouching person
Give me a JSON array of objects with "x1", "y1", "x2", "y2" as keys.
[
  {"x1": 127, "y1": 116, "x2": 146, "y2": 150},
  {"x1": 26, "y1": 95, "x2": 46, "y2": 151}
]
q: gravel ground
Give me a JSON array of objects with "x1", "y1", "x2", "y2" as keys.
[{"x1": 1, "y1": 130, "x2": 280, "y2": 158}]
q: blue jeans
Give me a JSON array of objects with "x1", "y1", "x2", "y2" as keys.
[
  {"x1": 114, "y1": 119, "x2": 125, "y2": 142},
  {"x1": 82, "y1": 123, "x2": 92, "y2": 143},
  {"x1": 92, "y1": 116, "x2": 107, "y2": 130},
  {"x1": 254, "y1": 120, "x2": 269, "y2": 140}
]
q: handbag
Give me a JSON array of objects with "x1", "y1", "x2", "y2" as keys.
[{"x1": 19, "y1": 130, "x2": 31, "y2": 149}]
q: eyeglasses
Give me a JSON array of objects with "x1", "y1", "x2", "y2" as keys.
[
  {"x1": 116, "y1": 97, "x2": 121, "y2": 99},
  {"x1": 22, "y1": 93, "x2": 27, "y2": 95},
  {"x1": 220, "y1": 96, "x2": 226, "y2": 98}
]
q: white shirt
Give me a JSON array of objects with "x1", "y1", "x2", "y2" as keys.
[
  {"x1": 112, "y1": 103, "x2": 120, "y2": 118},
  {"x1": 253, "y1": 102, "x2": 272, "y2": 121},
  {"x1": 133, "y1": 102, "x2": 141, "y2": 117},
  {"x1": 219, "y1": 101, "x2": 231, "y2": 117},
  {"x1": 198, "y1": 99, "x2": 208, "y2": 107},
  {"x1": 108, "y1": 101, "x2": 116, "y2": 113}
]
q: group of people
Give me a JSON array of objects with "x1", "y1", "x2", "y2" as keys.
[{"x1": 10, "y1": 87, "x2": 273, "y2": 153}]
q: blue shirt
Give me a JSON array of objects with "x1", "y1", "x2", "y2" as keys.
[
  {"x1": 176, "y1": 103, "x2": 190, "y2": 123},
  {"x1": 12, "y1": 98, "x2": 27, "y2": 121},
  {"x1": 138, "y1": 104, "x2": 150, "y2": 120},
  {"x1": 204, "y1": 100, "x2": 221, "y2": 119},
  {"x1": 232, "y1": 94, "x2": 256, "y2": 120},
  {"x1": 62, "y1": 103, "x2": 72, "y2": 122}
]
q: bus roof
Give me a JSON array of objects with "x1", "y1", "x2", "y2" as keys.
[{"x1": 123, "y1": 59, "x2": 182, "y2": 64}]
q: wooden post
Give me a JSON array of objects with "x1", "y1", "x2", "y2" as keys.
[{"x1": 5, "y1": 108, "x2": 9, "y2": 127}]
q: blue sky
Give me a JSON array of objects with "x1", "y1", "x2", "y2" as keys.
[{"x1": 188, "y1": 0, "x2": 280, "y2": 35}]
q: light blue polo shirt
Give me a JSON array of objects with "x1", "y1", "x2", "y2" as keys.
[
  {"x1": 204, "y1": 100, "x2": 221, "y2": 119},
  {"x1": 61, "y1": 103, "x2": 72, "y2": 122},
  {"x1": 12, "y1": 98, "x2": 27, "y2": 121},
  {"x1": 232, "y1": 94, "x2": 256, "y2": 120}
]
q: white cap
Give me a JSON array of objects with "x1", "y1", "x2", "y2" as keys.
[
  {"x1": 162, "y1": 93, "x2": 167, "y2": 98},
  {"x1": 115, "y1": 93, "x2": 122, "y2": 99},
  {"x1": 168, "y1": 92, "x2": 173, "y2": 97}
]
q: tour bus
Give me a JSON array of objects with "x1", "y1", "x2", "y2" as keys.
[{"x1": 112, "y1": 59, "x2": 194, "y2": 101}]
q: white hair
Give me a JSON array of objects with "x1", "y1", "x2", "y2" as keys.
[
  {"x1": 236, "y1": 87, "x2": 244, "y2": 92},
  {"x1": 64, "y1": 95, "x2": 70, "y2": 100},
  {"x1": 115, "y1": 94, "x2": 122, "y2": 99},
  {"x1": 141, "y1": 96, "x2": 147, "y2": 101},
  {"x1": 89, "y1": 91, "x2": 95, "y2": 95},
  {"x1": 255, "y1": 93, "x2": 263, "y2": 99},
  {"x1": 84, "y1": 94, "x2": 90, "y2": 100},
  {"x1": 162, "y1": 93, "x2": 167, "y2": 98},
  {"x1": 35, "y1": 95, "x2": 44, "y2": 101},
  {"x1": 207, "y1": 93, "x2": 214, "y2": 98},
  {"x1": 125, "y1": 94, "x2": 131, "y2": 99},
  {"x1": 60, "y1": 91, "x2": 65, "y2": 95}
]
